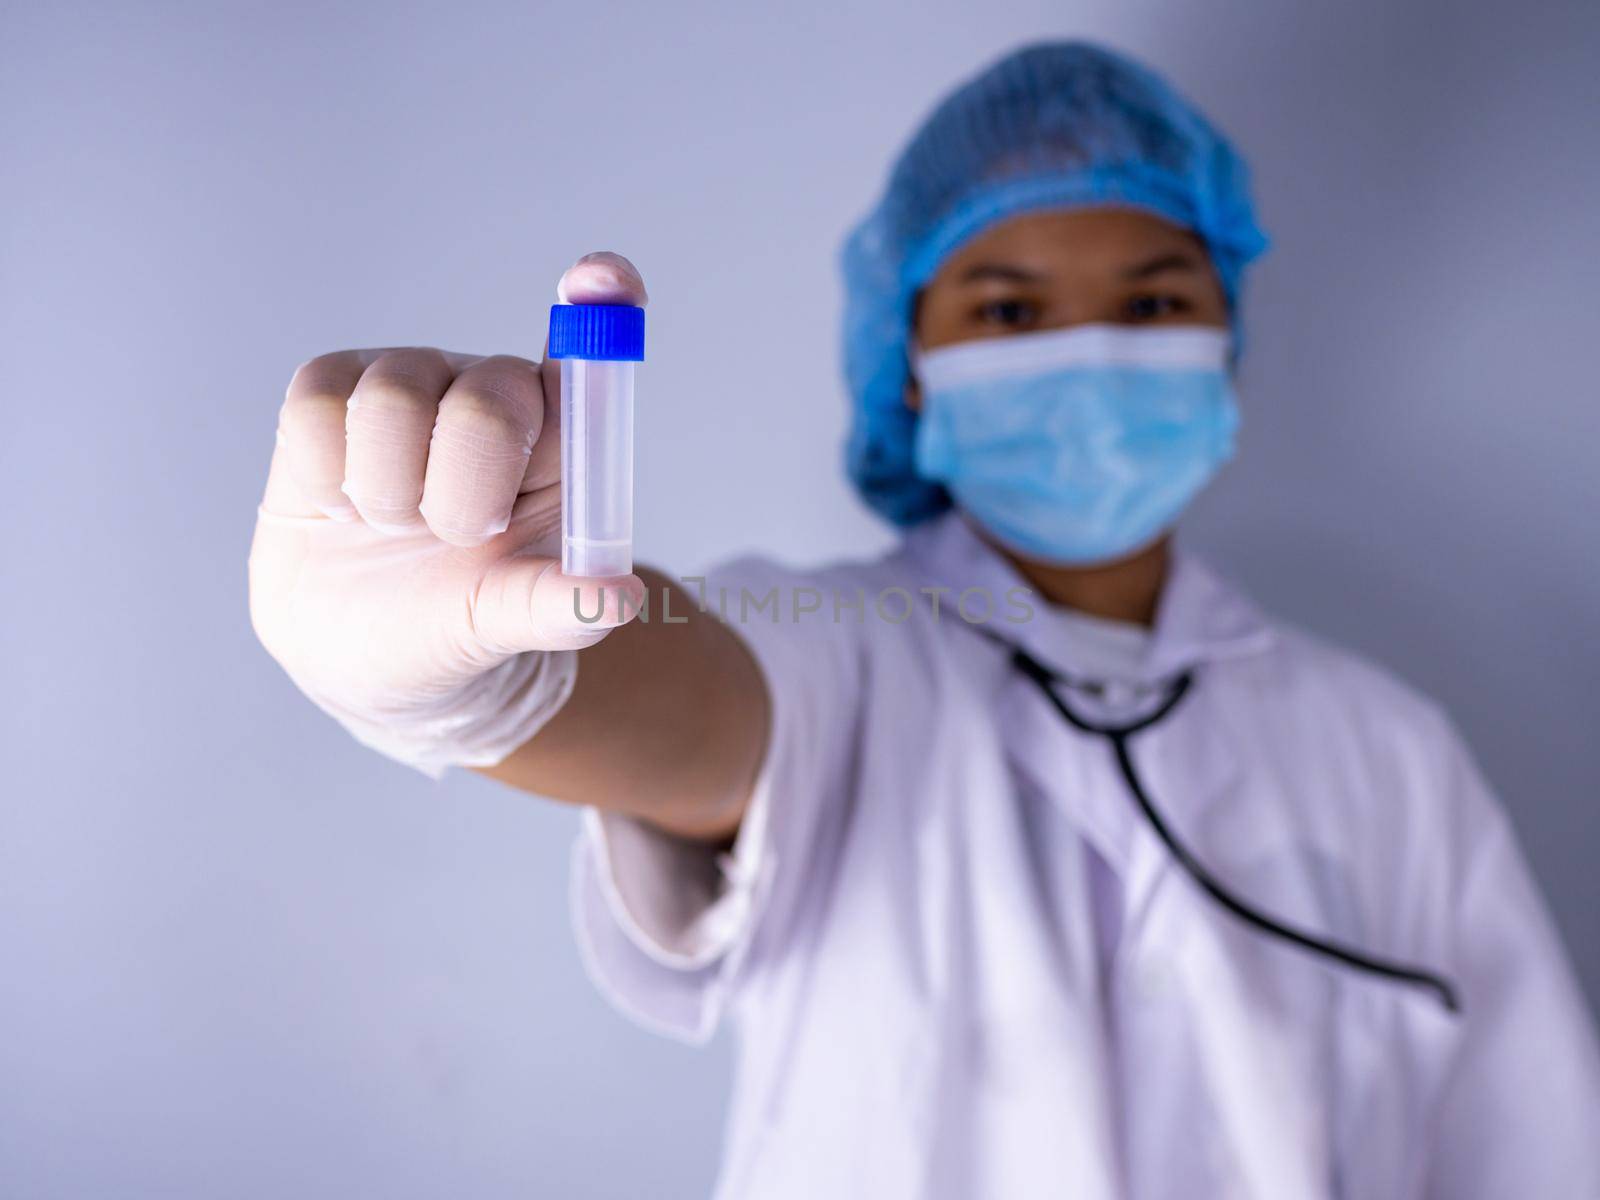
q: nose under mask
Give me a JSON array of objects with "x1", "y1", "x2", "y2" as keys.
[{"x1": 910, "y1": 323, "x2": 1239, "y2": 565}]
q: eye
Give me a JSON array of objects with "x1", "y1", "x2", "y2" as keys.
[
  {"x1": 1124, "y1": 293, "x2": 1190, "y2": 322},
  {"x1": 975, "y1": 298, "x2": 1042, "y2": 330}
]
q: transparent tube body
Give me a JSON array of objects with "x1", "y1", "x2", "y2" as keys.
[{"x1": 561, "y1": 358, "x2": 634, "y2": 577}]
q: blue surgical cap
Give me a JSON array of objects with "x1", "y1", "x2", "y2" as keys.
[{"x1": 841, "y1": 41, "x2": 1270, "y2": 526}]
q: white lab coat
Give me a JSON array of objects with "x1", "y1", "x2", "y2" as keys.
[{"x1": 570, "y1": 513, "x2": 1600, "y2": 1199}]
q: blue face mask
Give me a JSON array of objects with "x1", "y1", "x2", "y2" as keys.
[{"x1": 911, "y1": 324, "x2": 1239, "y2": 565}]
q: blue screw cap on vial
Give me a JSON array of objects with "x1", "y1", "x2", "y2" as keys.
[
  {"x1": 548, "y1": 303, "x2": 645, "y2": 362},
  {"x1": 551, "y1": 302, "x2": 644, "y2": 578}
]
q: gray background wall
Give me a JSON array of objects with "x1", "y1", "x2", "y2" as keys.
[{"x1": 1, "y1": 0, "x2": 1595, "y2": 1195}]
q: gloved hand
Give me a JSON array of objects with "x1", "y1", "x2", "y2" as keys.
[{"x1": 248, "y1": 252, "x2": 649, "y2": 776}]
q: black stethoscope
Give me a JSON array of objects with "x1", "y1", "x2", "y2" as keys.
[{"x1": 1004, "y1": 641, "x2": 1463, "y2": 1014}]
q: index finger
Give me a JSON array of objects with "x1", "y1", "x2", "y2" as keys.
[
  {"x1": 556, "y1": 251, "x2": 649, "y2": 307},
  {"x1": 529, "y1": 251, "x2": 649, "y2": 490}
]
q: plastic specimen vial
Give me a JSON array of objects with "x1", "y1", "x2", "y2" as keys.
[{"x1": 547, "y1": 303, "x2": 645, "y2": 578}]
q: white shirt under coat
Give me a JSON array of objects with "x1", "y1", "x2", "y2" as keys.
[{"x1": 570, "y1": 513, "x2": 1600, "y2": 1199}]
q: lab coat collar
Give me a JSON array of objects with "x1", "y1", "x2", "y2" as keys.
[
  {"x1": 899, "y1": 515, "x2": 1269, "y2": 939},
  {"x1": 899, "y1": 512, "x2": 1277, "y2": 681}
]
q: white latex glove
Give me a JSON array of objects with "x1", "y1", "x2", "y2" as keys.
[{"x1": 248, "y1": 252, "x2": 649, "y2": 776}]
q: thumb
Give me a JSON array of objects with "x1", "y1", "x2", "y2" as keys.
[{"x1": 471, "y1": 555, "x2": 647, "y2": 654}]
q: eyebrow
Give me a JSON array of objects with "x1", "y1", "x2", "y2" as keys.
[
  {"x1": 958, "y1": 263, "x2": 1047, "y2": 285},
  {"x1": 1122, "y1": 251, "x2": 1203, "y2": 280},
  {"x1": 957, "y1": 251, "x2": 1204, "y2": 287}
]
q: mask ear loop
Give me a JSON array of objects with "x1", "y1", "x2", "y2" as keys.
[{"x1": 1007, "y1": 643, "x2": 1463, "y2": 1015}]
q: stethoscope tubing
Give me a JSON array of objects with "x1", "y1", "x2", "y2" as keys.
[{"x1": 1005, "y1": 643, "x2": 1463, "y2": 1015}]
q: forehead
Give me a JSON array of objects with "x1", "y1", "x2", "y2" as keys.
[{"x1": 931, "y1": 207, "x2": 1207, "y2": 280}]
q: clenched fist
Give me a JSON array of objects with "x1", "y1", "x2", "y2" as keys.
[{"x1": 248, "y1": 252, "x2": 648, "y2": 774}]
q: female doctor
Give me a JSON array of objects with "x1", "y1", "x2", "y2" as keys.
[{"x1": 248, "y1": 41, "x2": 1600, "y2": 1199}]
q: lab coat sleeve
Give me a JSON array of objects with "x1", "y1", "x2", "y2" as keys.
[
  {"x1": 1422, "y1": 741, "x2": 1600, "y2": 1197},
  {"x1": 569, "y1": 556, "x2": 864, "y2": 1044}
]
